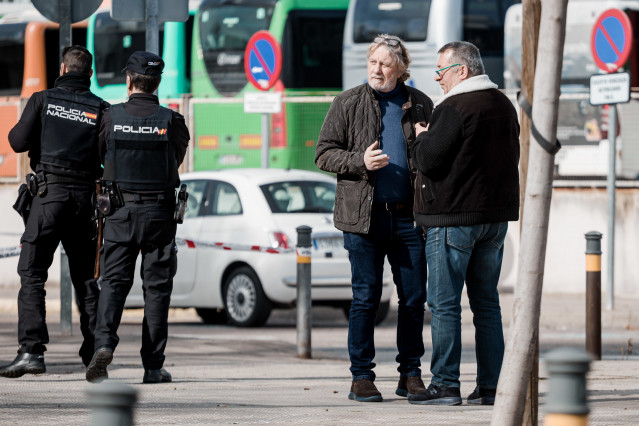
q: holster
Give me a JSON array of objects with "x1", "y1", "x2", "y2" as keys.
[
  {"x1": 35, "y1": 171, "x2": 47, "y2": 196},
  {"x1": 13, "y1": 183, "x2": 33, "y2": 225},
  {"x1": 174, "y1": 184, "x2": 188, "y2": 224},
  {"x1": 97, "y1": 181, "x2": 124, "y2": 217},
  {"x1": 26, "y1": 173, "x2": 38, "y2": 196}
]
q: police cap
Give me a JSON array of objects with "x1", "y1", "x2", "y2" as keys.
[{"x1": 121, "y1": 51, "x2": 164, "y2": 76}]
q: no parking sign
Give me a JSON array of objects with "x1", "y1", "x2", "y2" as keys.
[
  {"x1": 590, "y1": 8, "x2": 632, "y2": 72},
  {"x1": 589, "y1": 9, "x2": 632, "y2": 106},
  {"x1": 244, "y1": 30, "x2": 282, "y2": 91}
]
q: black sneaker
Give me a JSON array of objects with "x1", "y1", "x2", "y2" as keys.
[
  {"x1": 467, "y1": 387, "x2": 496, "y2": 405},
  {"x1": 408, "y1": 384, "x2": 462, "y2": 406},
  {"x1": 86, "y1": 346, "x2": 113, "y2": 383}
]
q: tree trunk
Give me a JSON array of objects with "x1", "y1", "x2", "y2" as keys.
[
  {"x1": 491, "y1": 1, "x2": 568, "y2": 424},
  {"x1": 519, "y1": 2, "x2": 542, "y2": 425}
]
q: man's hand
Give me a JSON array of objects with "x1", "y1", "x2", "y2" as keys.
[
  {"x1": 364, "y1": 141, "x2": 389, "y2": 171},
  {"x1": 415, "y1": 122, "x2": 429, "y2": 136}
]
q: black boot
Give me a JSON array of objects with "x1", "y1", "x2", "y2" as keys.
[
  {"x1": 143, "y1": 368, "x2": 172, "y2": 384},
  {"x1": 85, "y1": 346, "x2": 113, "y2": 383},
  {"x1": 0, "y1": 352, "x2": 46, "y2": 378}
]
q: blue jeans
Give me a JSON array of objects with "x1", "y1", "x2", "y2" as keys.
[
  {"x1": 426, "y1": 223, "x2": 507, "y2": 389},
  {"x1": 344, "y1": 207, "x2": 427, "y2": 381}
]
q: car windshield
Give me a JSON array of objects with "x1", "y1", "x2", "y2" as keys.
[{"x1": 260, "y1": 180, "x2": 335, "y2": 214}]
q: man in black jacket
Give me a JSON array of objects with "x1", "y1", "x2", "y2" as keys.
[
  {"x1": 0, "y1": 46, "x2": 105, "y2": 377},
  {"x1": 86, "y1": 51, "x2": 189, "y2": 384},
  {"x1": 408, "y1": 41, "x2": 520, "y2": 406},
  {"x1": 316, "y1": 35, "x2": 433, "y2": 403}
]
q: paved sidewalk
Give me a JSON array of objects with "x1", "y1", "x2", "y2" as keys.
[{"x1": 0, "y1": 285, "x2": 637, "y2": 424}]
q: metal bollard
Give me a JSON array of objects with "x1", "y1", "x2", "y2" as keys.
[
  {"x1": 296, "y1": 225, "x2": 312, "y2": 359},
  {"x1": 585, "y1": 231, "x2": 602, "y2": 360},
  {"x1": 543, "y1": 347, "x2": 591, "y2": 426},
  {"x1": 59, "y1": 245, "x2": 72, "y2": 336},
  {"x1": 87, "y1": 381, "x2": 138, "y2": 426}
]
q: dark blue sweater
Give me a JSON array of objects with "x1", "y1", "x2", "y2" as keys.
[{"x1": 374, "y1": 85, "x2": 410, "y2": 203}]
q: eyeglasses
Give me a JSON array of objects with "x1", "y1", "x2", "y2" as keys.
[
  {"x1": 373, "y1": 36, "x2": 400, "y2": 47},
  {"x1": 435, "y1": 63, "x2": 461, "y2": 77}
]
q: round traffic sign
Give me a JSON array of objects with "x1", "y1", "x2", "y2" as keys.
[
  {"x1": 590, "y1": 9, "x2": 633, "y2": 73},
  {"x1": 31, "y1": 0, "x2": 102, "y2": 24},
  {"x1": 244, "y1": 30, "x2": 282, "y2": 91}
]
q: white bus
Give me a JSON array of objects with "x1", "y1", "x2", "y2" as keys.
[
  {"x1": 505, "y1": 1, "x2": 639, "y2": 179},
  {"x1": 342, "y1": 0, "x2": 519, "y2": 96}
]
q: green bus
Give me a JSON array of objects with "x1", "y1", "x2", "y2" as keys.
[
  {"x1": 86, "y1": 3, "x2": 198, "y2": 103},
  {"x1": 191, "y1": 0, "x2": 348, "y2": 171}
]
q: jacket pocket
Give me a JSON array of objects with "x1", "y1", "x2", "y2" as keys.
[
  {"x1": 334, "y1": 180, "x2": 361, "y2": 225},
  {"x1": 414, "y1": 172, "x2": 434, "y2": 213}
]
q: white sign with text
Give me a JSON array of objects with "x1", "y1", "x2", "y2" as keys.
[
  {"x1": 590, "y1": 72, "x2": 630, "y2": 105},
  {"x1": 244, "y1": 92, "x2": 282, "y2": 114}
]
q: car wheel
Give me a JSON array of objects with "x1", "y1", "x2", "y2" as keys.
[
  {"x1": 341, "y1": 300, "x2": 390, "y2": 326},
  {"x1": 195, "y1": 308, "x2": 228, "y2": 325},
  {"x1": 223, "y1": 266, "x2": 272, "y2": 327}
]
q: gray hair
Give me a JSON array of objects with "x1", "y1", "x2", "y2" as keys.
[
  {"x1": 367, "y1": 34, "x2": 411, "y2": 83},
  {"x1": 438, "y1": 41, "x2": 484, "y2": 77}
]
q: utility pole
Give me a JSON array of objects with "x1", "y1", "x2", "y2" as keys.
[
  {"x1": 519, "y1": 2, "x2": 541, "y2": 424},
  {"x1": 491, "y1": 1, "x2": 569, "y2": 424}
]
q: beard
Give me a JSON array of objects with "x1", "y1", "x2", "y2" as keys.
[{"x1": 368, "y1": 75, "x2": 397, "y2": 92}]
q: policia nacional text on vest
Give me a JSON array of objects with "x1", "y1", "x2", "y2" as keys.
[
  {"x1": 41, "y1": 88, "x2": 102, "y2": 176},
  {"x1": 14, "y1": 88, "x2": 102, "y2": 222}
]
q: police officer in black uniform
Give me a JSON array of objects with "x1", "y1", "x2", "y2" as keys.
[
  {"x1": 86, "y1": 51, "x2": 189, "y2": 384},
  {"x1": 0, "y1": 46, "x2": 106, "y2": 377}
]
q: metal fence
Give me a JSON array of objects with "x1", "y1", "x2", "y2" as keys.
[{"x1": 2, "y1": 92, "x2": 639, "y2": 181}]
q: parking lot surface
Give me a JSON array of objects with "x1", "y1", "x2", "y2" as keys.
[{"x1": 0, "y1": 285, "x2": 637, "y2": 425}]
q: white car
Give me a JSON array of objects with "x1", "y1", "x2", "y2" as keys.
[{"x1": 125, "y1": 169, "x2": 393, "y2": 326}]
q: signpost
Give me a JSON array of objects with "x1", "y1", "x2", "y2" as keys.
[
  {"x1": 589, "y1": 8, "x2": 633, "y2": 310},
  {"x1": 243, "y1": 30, "x2": 283, "y2": 168},
  {"x1": 31, "y1": 0, "x2": 103, "y2": 337},
  {"x1": 31, "y1": 0, "x2": 102, "y2": 63},
  {"x1": 111, "y1": 0, "x2": 188, "y2": 55}
]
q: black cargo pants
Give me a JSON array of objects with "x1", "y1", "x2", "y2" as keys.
[
  {"x1": 17, "y1": 183, "x2": 100, "y2": 366},
  {"x1": 93, "y1": 197, "x2": 177, "y2": 370}
]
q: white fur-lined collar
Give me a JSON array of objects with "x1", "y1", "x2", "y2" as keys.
[{"x1": 434, "y1": 74, "x2": 498, "y2": 107}]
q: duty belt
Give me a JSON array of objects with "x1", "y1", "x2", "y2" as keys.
[
  {"x1": 28, "y1": 171, "x2": 92, "y2": 196},
  {"x1": 121, "y1": 192, "x2": 173, "y2": 203},
  {"x1": 42, "y1": 173, "x2": 92, "y2": 186}
]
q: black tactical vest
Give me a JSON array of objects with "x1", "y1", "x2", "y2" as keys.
[
  {"x1": 103, "y1": 103, "x2": 177, "y2": 192},
  {"x1": 40, "y1": 88, "x2": 102, "y2": 176}
]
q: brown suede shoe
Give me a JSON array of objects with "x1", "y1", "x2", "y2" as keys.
[
  {"x1": 395, "y1": 376, "x2": 426, "y2": 397},
  {"x1": 348, "y1": 378, "x2": 383, "y2": 402}
]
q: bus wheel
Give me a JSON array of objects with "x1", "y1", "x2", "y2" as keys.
[
  {"x1": 223, "y1": 266, "x2": 271, "y2": 327},
  {"x1": 341, "y1": 300, "x2": 390, "y2": 326}
]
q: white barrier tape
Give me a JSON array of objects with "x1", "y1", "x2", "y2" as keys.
[
  {"x1": 0, "y1": 238, "x2": 293, "y2": 259},
  {"x1": 0, "y1": 245, "x2": 21, "y2": 259},
  {"x1": 175, "y1": 238, "x2": 293, "y2": 254}
]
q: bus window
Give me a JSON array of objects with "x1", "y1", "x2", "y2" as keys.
[
  {"x1": 280, "y1": 9, "x2": 345, "y2": 89},
  {"x1": 93, "y1": 12, "x2": 164, "y2": 87},
  {"x1": 0, "y1": 22, "x2": 26, "y2": 96},
  {"x1": 198, "y1": 0, "x2": 275, "y2": 97},
  {"x1": 352, "y1": 0, "x2": 431, "y2": 43},
  {"x1": 463, "y1": 0, "x2": 518, "y2": 87}
]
